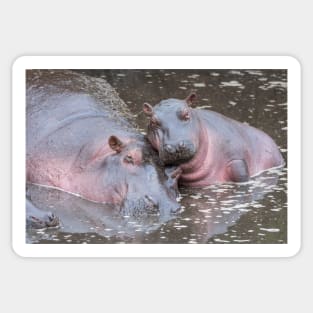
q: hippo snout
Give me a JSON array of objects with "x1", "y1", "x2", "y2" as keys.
[
  {"x1": 162, "y1": 140, "x2": 196, "y2": 165},
  {"x1": 164, "y1": 144, "x2": 176, "y2": 154},
  {"x1": 169, "y1": 202, "x2": 181, "y2": 214}
]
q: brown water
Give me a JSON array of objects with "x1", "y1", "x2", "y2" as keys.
[{"x1": 27, "y1": 69, "x2": 287, "y2": 244}]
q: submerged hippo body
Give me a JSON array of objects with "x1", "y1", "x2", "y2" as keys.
[
  {"x1": 143, "y1": 93, "x2": 284, "y2": 187},
  {"x1": 27, "y1": 70, "x2": 179, "y2": 217}
]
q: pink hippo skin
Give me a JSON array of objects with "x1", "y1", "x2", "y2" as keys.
[
  {"x1": 143, "y1": 93, "x2": 284, "y2": 187},
  {"x1": 26, "y1": 70, "x2": 180, "y2": 218}
]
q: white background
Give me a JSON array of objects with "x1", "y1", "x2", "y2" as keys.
[{"x1": 1, "y1": 1, "x2": 310, "y2": 312}]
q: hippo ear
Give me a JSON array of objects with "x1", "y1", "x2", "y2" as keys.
[
  {"x1": 108, "y1": 135, "x2": 124, "y2": 153},
  {"x1": 185, "y1": 92, "x2": 197, "y2": 107},
  {"x1": 143, "y1": 103, "x2": 153, "y2": 116}
]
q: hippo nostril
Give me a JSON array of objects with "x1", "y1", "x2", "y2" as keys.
[
  {"x1": 164, "y1": 144, "x2": 176, "y2": 154},
  {"x1": 178, "y1": 141, "x2": 186, "y2": 149}
]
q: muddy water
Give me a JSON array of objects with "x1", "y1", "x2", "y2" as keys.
[{"x1": 27, "y1": 69, "x2": 287, "y2": 244}]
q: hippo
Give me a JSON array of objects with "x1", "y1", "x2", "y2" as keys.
[
  {"x1": 143, "y1": 93, "x2": 284, "y2": 187},
  {"x1": 26, "y1": 70, "x2": 180, "y2": 222}
]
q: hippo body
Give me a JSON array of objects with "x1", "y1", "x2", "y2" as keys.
[
  {"x1": 27, "y1": 70, "x2": 179, "y2": 217},
  {"x1": 144, "y1": 93, "x2": 284, "y2": 187}
]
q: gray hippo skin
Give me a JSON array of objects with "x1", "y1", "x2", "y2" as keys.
[
  {"x1": 26, "y1": 70, "x2": 180, "y2": 219},
  {"x1": 143, "y1": 93, "x2": 284, "y2": 187}
]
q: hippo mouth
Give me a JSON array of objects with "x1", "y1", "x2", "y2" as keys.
[
  {"x1": 120, "y1": 197, "x2": 160, "y2": 217},
  {"x1": 162, "y1": 154, "x2": 194, "y2": 165},
  {"x1": 120, "y1": 195, "x2": 180, "y2": 218},
  {"x1": 160, "y1": 144, "x2": 196, "y2": 165}
]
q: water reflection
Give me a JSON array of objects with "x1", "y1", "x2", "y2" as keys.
[
  {"x1": 27, "y1": 167, "x2": 286, "y2": 244},
  {"x1": 26, "y1": 183, "x2": 176, "y2": 244},
  {"x1": 27, "y1": 69, "x2": 287, "y2": 244},
  {"x1": 148, "y1": 167, "x2": 286, "y2": 244}
]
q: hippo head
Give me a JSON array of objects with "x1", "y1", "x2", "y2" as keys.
[
  {"x1": 143, "y1": 93, "x2": 200, "y2": 165},
  {"x1": 105, "y1": 135, "x2": 181, "y2": 217}
]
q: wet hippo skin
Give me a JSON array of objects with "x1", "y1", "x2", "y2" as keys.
[
  {"x1": 143, "y1": 92, "x2": 284, "y2": 187},
  {"x1": 26, "y1": 70, "x2": 180, "y2": 221}
]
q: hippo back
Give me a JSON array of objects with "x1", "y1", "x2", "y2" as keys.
[{"x1": 26, "y1": 70, "x2": 140, "y2": 187}]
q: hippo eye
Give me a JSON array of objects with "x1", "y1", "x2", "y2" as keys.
[
  {"x1": 180, "y1": 110, "x2": 190, "y2": 121},
  {"x1": 124, "y1": 155, "x2": 134, "y2": 164}
]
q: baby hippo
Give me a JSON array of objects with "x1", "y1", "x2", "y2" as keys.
[{"x1": 143, "y1": 93, "x2": 284, "y2": 187}]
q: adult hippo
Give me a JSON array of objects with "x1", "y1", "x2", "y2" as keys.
[
  {"x1": 26, "y1": 70, "x2": 180, "y2": 223},
  {"x1": 143, "y1": 93, "x2": 284, "y2": 187}
]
